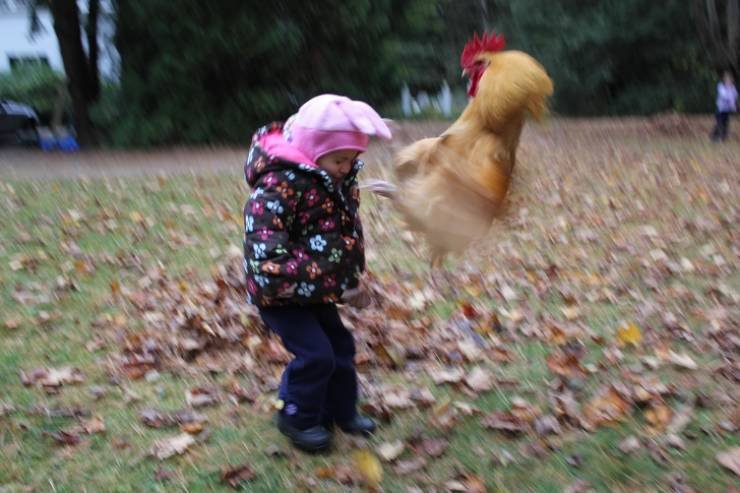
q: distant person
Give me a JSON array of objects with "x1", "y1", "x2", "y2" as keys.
[
  {"x1": 242, "y1": 94, "x2": 391, "y2": 452},
  {"x1": 710, "y1": 71, "x2": 737, "y2": 142}
]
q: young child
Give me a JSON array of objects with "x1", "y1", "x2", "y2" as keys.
[
  {"x1": 710, "y1": 71, "x2": 738, "y2": 142},
  {"x1": 243, "y1": 94, "x2": 391, "y2": 451}
]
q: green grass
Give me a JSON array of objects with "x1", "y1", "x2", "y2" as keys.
[{"x1": 1, "y1": 122, "x2": 739, "y2": 492}]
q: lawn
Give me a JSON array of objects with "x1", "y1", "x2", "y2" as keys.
[{"x1": 0, "y1": 118, "x2": 738, "y2": 492}]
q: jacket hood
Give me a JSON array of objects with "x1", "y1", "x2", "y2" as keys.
[{"x1": 244, "y1": 123, "x2": 362, "y2": 192}]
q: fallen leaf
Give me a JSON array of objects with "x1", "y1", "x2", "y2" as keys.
[
  {"x1": 481, "y1": 411, "x2": 528, "y2": 435},
  {"x1": 150, "y1": 433, "x2": 196, "y2": 459},
  {"x1": 80, "y1": 416, "x2": 106, "y2": 434},
  {"x1": 384, "y1": 389, "x2": 414, "y2": 409},
  {"x1": 180, "y1": 421, "x2": 205, "y2": 434},
  {"x1": 409, "y1": 388, "x2": 436, "y2": 408},
  {"x1": 546, "y1": 351, "x2": 586, "y2": 379},
  {"x1": 448, "y1": 472, "x2": 486, "y2": 493},
  {"x1": 20, "y1": 367, "x2": 85, "y2": 389},
  {"x1": 352, "y1": 449, "x2": 383, "y2": 488},
  {"x1": 393, "y1": 456, "x2": 427, "y2": 475},
  {"x1": 264, "y1": 444, "x2": 286, "y2": 457},
  {"x1": 645, "y1": 402, "x2": 673, "y2": 433},
  {"x1": 465, "y1": 366, "x2": 494, "y2": 393},
  {"x1": 377, "y1": 441, "x2": 405, "y2": 462},
  {"x1": 154, "y1": 465, "x2": 175, "y2": 482},
  {"x1": 716, "y1": 447, "x2": 740, "y2": 476},
  {"x1": 534, "y1": 414, "x2": 562, "y2": 436},
  {"x1": 667, "y1": 404, "x2": 694, "y2": 434},
  {"x1": 565, "y1": 479, "x2": 591, "y2": 493},
  {"x1": 583, "y1": 386, "x2": 631, "y2": 428},
  {"x1": 618, "y1": 435, "x2": 641, "y2": 454},
  {"x1": 48, "y1": 430, "x2": 81, "y2": 446},
  {"x1": 315, "y1": 464, "x2": 358, "y2": 485},
  {"x1": 186, "y1": 387, "x2": 220, "y2": 408},
  {"x1": 460, "y1": 302, "x2": 478, "y2": 319},
  {"x1": 110, "y1": 279, "x2": 122, "y2": 297},
  {"x1": 616, "y1": 323, "x2": 642, "y2": 347},
  {"x1": 510, "y1": 397, "x2": 541, "y2": 423},
  {"x1": 666, "y1": 351, "x2": 698, "y2": 370},
  {"x1": 561, "y1": 305, "x2": 581, "y2": 320},
  {"x1": 419, "y1": 437, "x2": 449, "y2": 458},
  {"x1": 431, "y1": 367, "x2": 465, "y2": 385},
  {"x1": 665, "y1": 433, "x2": 685, "y2": 450},
  {"x1": 140, "y1": 409, "x2": 175, "y2": 428},
  {"x1": 458, "y1": 339, "x2": 483, "y2": 362},
  {"x1": 220, "y1": 464, "x2": 256, "y2": 489}
]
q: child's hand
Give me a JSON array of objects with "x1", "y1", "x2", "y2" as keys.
[{"x1": 341, "y1": 284, "x2": 372, "y2": 309}]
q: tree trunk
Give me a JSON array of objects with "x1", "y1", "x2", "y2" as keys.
[
  {"x1": 86, "y1": 0, "x2": 101, "y2": 102},
  {"x1": 49, "y1": 0, "x2": 96, "y2": 146},
  {"x1": 727, "y1": 0, "x2": 739, "y2": 74},
  {"x1": 693, "y1": 0, "x2": 740, "y2": 75}
]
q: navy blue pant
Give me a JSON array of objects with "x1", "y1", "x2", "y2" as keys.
[
  {"x1": 259, "y1": 303, "x2": 357, "y2": 430},
  {"x1": 711, "y1": 111, "x2": 730, "y2": 141}
]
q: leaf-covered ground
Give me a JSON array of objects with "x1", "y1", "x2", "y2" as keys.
[{"x1": 1, "y1": 117, "x2": 738, "y2": 492}]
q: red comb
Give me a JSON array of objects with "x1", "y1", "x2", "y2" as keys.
[{"x1": 460, "y1": 32, "x2": 506, "y2": 67}]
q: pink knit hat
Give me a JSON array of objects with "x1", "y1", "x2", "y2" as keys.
[{"x1": 285, "y1": 94, "x2": 392, "y2": 163}]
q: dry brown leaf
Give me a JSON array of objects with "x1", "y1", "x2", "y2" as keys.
[
  {"x1": 534, "y1": 414, "x2": 562, "y2": 436},
  {"x1": 140, "y1": 409, "x2": 175, "y2": 428},
  {"x1": 150, "y1": 433, "x2": 196, "y2": 460},
  {"x1": 153, "y1": 465, "x2": 175, "y2": 482},
  {"x1": 376, "y1": 440, "x2": 405, "y2": 462},
  {"x1": 20, "y1": 367, "x2": 85, "y2": 390},
  {"x1": 546, "y1": 351, "x2": 586, "y2": 379},
  {"x1": 80, "y1": 416, "x2": 106, "y2": 434},
  {"x1": 618, "y1": 435, "x2": 641, "y2": 454},
  {"x1": 186, "y1": 387, "x2": 220, "y2": 408},
  {"x1": 583, "y1": 386, "x2": 631, "y2": 428},
  {"x1": 561, "y1": 305, "x2": 581, "y2": 321},
  {"x1": 447, "y1": 472, "x2": 487, "y2": 493},
  {"x1": 465, "y1": 366, "x2": 494, "y2": 393},
  {"x1": 220, "y1": 464, "x2": 256, "y2": 488},
  {"x1": 409, "y1": 388, "x2": 436, "y2": 408},
  {"x1": 458, "y1": 339, "x2": 483, "y2": 363},
  {"x1": 481, "y1": 411, "x2": 528, "y2": 435},
  {"x1": 510, "y1": 397, "x2": 541, "y2": 423},
  {"x1": 645, "y1": 402, "x2": 673, "y2": 433},
  {"x1": 315, "y1": 464, "x2": 358, "y2": 485},
  {"x1": 180, "y1": 421, "x2": 205, "y2": 434},
  {"x1": 666, "y1": 350, "x2": 698, "y2": 370},
  {"x1": 48, "y1": 430, "x2": 81, "y2": 446},
  {"x1": 431, "y1": 367, "x2": 465, "y2": 385},
  {"x1": 384, "y1": 389, "x2": 414, "y2": 409},
  {"x1": 667, "y1": 404, "x2": 694, "y2": 434},
  {"x1": 373, "y1": 341, "x2": 407, "y2": 368},
  {"x1": 393, "y1": 456, "x2": 427, "y2": 475},
  {"x1": 419, "y1": 437, "x2": 449, "y2": 458},
  {"x1": 716, "y1": 447, "x2": 740, "y2": 476}
]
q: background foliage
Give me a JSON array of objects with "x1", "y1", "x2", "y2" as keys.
[
  {"x1": 13, "y1": 0, "x2": 732, "y2": 145},
  {"x1": 0, "y1": 65, "x2": 65, "y2": 123}
]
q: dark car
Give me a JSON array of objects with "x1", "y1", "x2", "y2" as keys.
[{"x1": 0, "y1": 99, "x2": 40, "y2": 145}]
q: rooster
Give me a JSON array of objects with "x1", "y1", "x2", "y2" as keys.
[{"x1": 368, "y1": 33, "x2": 553, "y2": 266}]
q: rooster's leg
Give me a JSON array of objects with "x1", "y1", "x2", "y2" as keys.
[{"x1": 429, "y1": 251, "x2": 456, "y2": 298}]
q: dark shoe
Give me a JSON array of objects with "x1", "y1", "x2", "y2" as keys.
[
  {"x1": 337, "y1": 414, "x2": 376, "y2": 436},
  {"x1": 275, "y1": 413, "x2": 331, "y2": 452}
]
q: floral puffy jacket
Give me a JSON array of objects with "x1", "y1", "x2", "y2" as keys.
[{"x1": 243, "y1": 124, "x2": 365, "y2": 306}]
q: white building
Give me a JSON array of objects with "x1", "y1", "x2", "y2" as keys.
[{"x1": 0, "y1": 0, "x2": 118, "y2": 78}]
